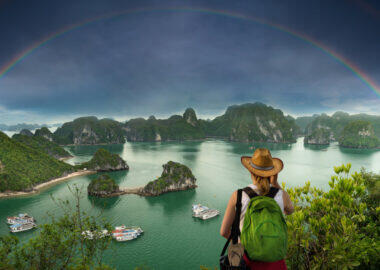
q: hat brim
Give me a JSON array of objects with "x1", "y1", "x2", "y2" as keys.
[{"x1": 241, "y1": 156, "x2": 283, "y2": 177}]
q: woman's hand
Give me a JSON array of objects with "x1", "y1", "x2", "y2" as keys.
[{"x1": 270, "y1": 174, "x2": 281, "y2": 189}]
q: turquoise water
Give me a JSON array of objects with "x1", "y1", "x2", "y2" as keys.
[{"x1": 0, "y1": 138, "x2": 379, "y2": 269}]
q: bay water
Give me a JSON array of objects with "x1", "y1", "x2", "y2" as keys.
[{"x1": 0, "y1": 138, "x2": 379, "y2": 269}]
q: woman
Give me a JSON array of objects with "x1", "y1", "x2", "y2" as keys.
[{"x1": 220, "y1": 148, "x2": 294, "y2": 270}]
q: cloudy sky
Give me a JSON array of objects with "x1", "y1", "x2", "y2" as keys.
[{"x1": 0, "y1": 0, "x2": 379, "y2": 124}]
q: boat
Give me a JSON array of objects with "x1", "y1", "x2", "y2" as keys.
[
  {"x1": 115, "y1": 234, "x2": 137, "y2": 242},
  {"x1": 7, "y1": 213, "x2": 35, "y2": 225},
  {"x1": 9, "y1": 222, "x2": 36, "y2": 233},
  {"x1": 199, "y1": 209, "x2": 220, "y2": 220},
  {"x1": 111, "y1": 226, "x2": 143, "y2": 241},
  {"x1": 192, "y1": 204, "x2": 219, "y2": 220}
]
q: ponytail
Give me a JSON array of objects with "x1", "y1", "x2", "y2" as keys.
[{"x1": 252, "y1": 174, "x2": 270, "y2": 195}]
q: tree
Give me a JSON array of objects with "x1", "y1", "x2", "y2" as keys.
[{"x1": 285, "y1": 164, "x2": 379, "y2": 269}]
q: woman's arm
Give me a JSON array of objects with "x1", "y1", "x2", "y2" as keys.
[
  {"x1": 283, "y1": 191, "x2": 294, "y2": 215},
  {"x1": 220, "y1": 191, "x2": 237, "y2": 239}
]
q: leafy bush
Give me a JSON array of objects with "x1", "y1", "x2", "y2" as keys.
[{"x1": 285, "y1": 164, "x2": 379, "y2": 269}]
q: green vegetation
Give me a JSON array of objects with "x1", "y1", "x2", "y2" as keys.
[
  {"x1": 0, "y1": 132, "x2": 73, "y2": 192},
  {"x1": 12, "y1": 133, "x2": 72, "y2": 159},
  {"x1": 304, "y1": 112, "x2": 380, "y2": 148},
  {"x1": 77, "y1": 148, "x2": 128, "y2": 171},
  {"x1": 304, "y1": 127, "x2": 331, "y2": 145},
  {"x1": 295, "y1": 115, "x2": 319, "y2": 133},
  {"x1": 205, "y1": 103, "x2": 298, "y2": 143},
  {"x1": 339, "y1": 120, "x2": 379, "y2": 148},
  {"x1": 285, "y1": 164, "x2": 379, "y2": 269},
  {"x1": 88, "y1": 174, "x2": 119, "y2": 196},
  {"x1": 0, "y1": 186, "x2": 114, "y2": 269},
  {"x1": 53, "y1": 116, "x2": 126, "y2": 145},
  {"x1": 34, "y1": 127, "x2": 53, "y2": 140},
  {"x1": 143, "y1": 161, "x2": 196, "y2": 195},
  {"x1": 125, "y1": 108, "x2": 205, "y2": 141}
]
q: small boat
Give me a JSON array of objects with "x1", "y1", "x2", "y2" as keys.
[
  {"x1": 9, "y1": 222, "x2": 36, "y2": 233},
  {"x1": 112, "y1": 226, "x2": 143, "y2": 241},
  {"x1": 199, "y1": 209, "x2": 220, "y2": 220},
  {"x1": 7, "y1": 213, "x2": 35, "y2": 225},
  {"x1": 192, "y1": 204, "x2": 219, "y2": 220},
  {"x1": 115, "y1": 234, "x2": 137, "y2": 242}
]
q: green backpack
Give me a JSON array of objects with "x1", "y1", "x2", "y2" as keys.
[{"x1": 240, "y1": 187, "x2": 288, "y2": 262}]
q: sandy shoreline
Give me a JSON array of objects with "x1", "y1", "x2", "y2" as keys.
[{"x1": 0, "y1": 170, "x2": 96, "y2": 199}]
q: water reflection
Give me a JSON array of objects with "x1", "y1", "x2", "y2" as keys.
[
  {"x1": 88, "y1": 195, "x2": 121, "y2": 210},
  {"x1": 227, "y1": 140, "x2": 293, "y2": 156},
  {"x1": 144, "y1": 190, "x2": 196, "y2": 213},
  {"x1": 338, "y1": 146, "x2": 378, "y2": 155},
  {"x1": 304, "y1": 144, "x2": 329, "y2": 151}
]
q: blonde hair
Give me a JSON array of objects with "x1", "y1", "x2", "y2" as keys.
[{"x1": 252, "y1": 173, "x2": 270, "y2": 195}]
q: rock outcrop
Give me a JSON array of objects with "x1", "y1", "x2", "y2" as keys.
[
  {"x1": 19, "y1": 129, "x2": 33, "y2": 137},
  {"x1": 34, "y1": 127, "x2": 53, "y2": 141},
  {"x1": 77, "y1": 148, "x2": 129, "y2": 171},
  {"x1": 124, "y1": 109, "x2": 205, "y2": 142},
  {"x1": 304, "y1": 128, "x2": 331, "y2": 145},
  {"x1": 53, "y1": 116, "x2": 126, "y2": 145},
  {"x1": 205, "y1": 103, "x2": 299, "y2": 143},
  {"x1": 87, "y1": 174, "x2": 120, "y2": 197},
  {"x1": 140, "y1": 161, "x2": 196, "y2": 196}
]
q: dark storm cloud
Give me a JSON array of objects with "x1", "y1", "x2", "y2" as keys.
[{"x1": 0, "y1": 0, "x2": 379, "y2": 124}]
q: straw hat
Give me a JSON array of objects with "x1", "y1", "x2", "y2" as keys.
[{"x1": 241, "y1": 148, "x2": 283, "y2": 177}]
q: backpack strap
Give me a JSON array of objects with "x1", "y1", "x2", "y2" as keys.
[
  {"x1": 244, "y1": 186, "x2": 279, "y2": 199},
  {"x1": 266, "y1": 187, "x2": 280, "y2": 198},
  {"x1": 243, "y1": 186, "x2": 258, "y2": 199},
  {"x1": 220, "y1": 189, "x2": 243, "y2": 256}
]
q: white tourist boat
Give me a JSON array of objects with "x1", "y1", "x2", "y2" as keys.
[
  {"x1": 192, "y1": 204, "x2": 219, "y2": 220},
  {"x1": 7, "y1": 213, "x2": 35, "y2": 225},
  {"x1": 9, "y1": 222, "x2": 37, "y2": 233},
  {"x1": 112, "y1": 225, "x2": 143, "y2": 241}
]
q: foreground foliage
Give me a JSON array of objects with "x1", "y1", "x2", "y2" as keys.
[
  {"x1": 285, "y1": 164, "x2": 379, "y2": 269},
  {"x1": 0, "y1": 186, "x2": 114, "y2": 270}
]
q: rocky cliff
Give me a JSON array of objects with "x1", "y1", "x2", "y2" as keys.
[
  {"x1": 77, "y1": 148, "x2": 129, "y2": 171},
  {"x1": 34, "y1": 127, "x2": 53, "y2": 141},
  {"x1": 53, "y1": 116, "x2": 126, "y2": 145},
  {"x1": 205, "y1": 103, "x2": 298, "y2": 143},
  {"x1": 304, "y1": 128, "x2": 331, "y2": 145},
  {"x1": 124, "y1": 108, "x2": 205, "y2": 142},
  {"x1": 140, "y1": 161, "x2": 197, "y2": 196}
]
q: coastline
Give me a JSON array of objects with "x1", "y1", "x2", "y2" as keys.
[{"x1": 0, "y1": 170, "x2": 96, "y2": 199}]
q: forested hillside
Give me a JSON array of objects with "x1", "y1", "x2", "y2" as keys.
[{"x1": 0, "y1": 132, "x2": 73, "y2": 192}]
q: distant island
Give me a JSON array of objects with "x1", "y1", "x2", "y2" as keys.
[
  {"x1": 2, "y1": 103, "x2": 380, "y2": 149},
  {"x1": 125, "y1": 103, "x2": 300, "y2": 143},
  {"x1": 303, "y1": 112, "x2": 380, "y2": 148},
  {"x1": 53, "y1": 116, "x2": 126, "y2": 145}
]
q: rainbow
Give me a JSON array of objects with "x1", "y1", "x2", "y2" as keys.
[{"x1": 1, "y1": 7, "x2": 379, "y2": 97}]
